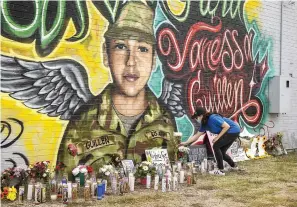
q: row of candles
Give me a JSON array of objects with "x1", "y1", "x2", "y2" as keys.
[{"x1": 16, "y1": 159, "x2": 215, "y2": 204}]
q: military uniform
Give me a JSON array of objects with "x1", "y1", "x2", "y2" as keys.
[{"x1": 57, "y1": 85, "x2": 176, "y2": 177}]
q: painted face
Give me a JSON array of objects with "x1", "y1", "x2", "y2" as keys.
[{"x1": 106, "y1": 39, "x2": 154, "y2": 97}]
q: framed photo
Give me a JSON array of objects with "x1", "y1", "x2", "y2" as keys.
[{"x1": 121, "y1": 159, "x2": 135, "y2": 176}]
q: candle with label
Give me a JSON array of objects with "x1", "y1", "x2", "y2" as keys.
[
  {"x1": 18, "y1": 186, "x2": 25, "y2": 204},
  {"x1": 27, "y1": 181, "x2": 33, "y2": 201},
  {"x1": 177, "y1": 162, "x2": 182, "y2": 172},
  {"x1": 179, "y1": 170, "x2": 185, "y2": 183},
  {"x1": 84, "y1": 185, "x2": 90, "y2": 201},
  {"x1": 154, "y1": 175, "x2": 159, "y2": 191},
  {"x1": 34, "y1": 183, "x2": 41, "y2": 204},
  {"x1": 167, "y1": 176, "x2": 172, "y2": 192},
  {"x1": 92, "y1": 182, "x2": 97, "y2": 199},
  {"x1": 161, "y1": 177, "x2": 166, "y2": 192},
  {"x1": 72, "y1": 183, "x2": 78, "y2": 201},
  {"x1": 97, "y1": 183, "x2": 103, "y2": 200},
  {"x1": 129, "y1": 176, "x2": 135, "y2": 192},
  {"x1": 67, "y1": 181, "x2": 72, "y2": 201},
  {"x1": 102, "y1": 180, "x2": 107, "y2": 197},
  {"x1": 173, "y1": 175, "x2": 178, "y2": 191},
  {"x1": 62, "y1": 183, "x2": 68, "y2": 204},
  {"x1": 146, "y1": 173, "x2": 151, "y2": 189}
]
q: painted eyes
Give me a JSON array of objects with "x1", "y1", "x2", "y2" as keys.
[
  {"x1": 138, "y1": 46, "x2": 149, "y2": 53},
  {"x1": 114, "y1": 43, "x2": 127, "y2": 50},
  {"x1": 114, "y1": 44, "x2": 149, "y2": 53}
]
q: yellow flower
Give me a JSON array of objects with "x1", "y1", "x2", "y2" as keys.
[{"x1": 7, "y1": 186, "x2": 17, "y2": 201}]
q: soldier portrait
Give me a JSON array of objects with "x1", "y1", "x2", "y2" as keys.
[{"x1": 56, "y1": 2, "x2": 176, "y2": 177}]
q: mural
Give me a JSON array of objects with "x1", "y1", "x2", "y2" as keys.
[{"x1": 1, "y1": 0, "x2": 273, "y2": 177}]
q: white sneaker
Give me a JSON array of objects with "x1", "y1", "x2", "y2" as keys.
[{"x1": 209, "y1": 170, "x2": 225, "y2": 176}]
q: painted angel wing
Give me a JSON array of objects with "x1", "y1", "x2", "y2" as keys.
[
  {"x1": 1, "y1": 55, "x2": 95, "y2": 120},
  {"x1": 159, "y1": 78, "x2": 186, "y2": 117}
]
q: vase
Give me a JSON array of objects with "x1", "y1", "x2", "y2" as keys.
[
  {"x1": 140, "y1": 177, "x2": 146, "y2": 185},
  {"x1": 78, "y1": 173, "x2": 85, "y2": 186}
]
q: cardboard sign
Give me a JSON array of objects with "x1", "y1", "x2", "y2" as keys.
[
  {"x1": 188, "y1": 145, "x2": 207, "y2": 164},
  {"x1": 121, "y1": 160, "x2": 135, "y2": 175},
  {"x1": 145, "y1": 149, "x2": 170, "y2": 168}
]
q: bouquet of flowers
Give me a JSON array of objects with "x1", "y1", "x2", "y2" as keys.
[
  {"x1": 29, "y1": 161, "x2": 50, "y2": 181},
  {"x1": 135, "y1": 161, "x2": 156, "y2": 178},
  {"x1": 178, "y1": 146, "x2": 190, "y2": 163},
  {"x1": 72, "y1": 165, "x2": 93, "y2": 177},
  {"x1": 1, "y1": 165, "x2": 30, "y2": 187},
  {"x1": 265, "y1": 132, "x2": 287, "y2": 156},
  {"x1": 99, "y1": 164, "x2": 115, "y2": 179},
  {"x1": 54, "y1": 162, "x2": 67, "y2": 173},
  {"x1": 1, "y1": 186, "x2": 17, "y2": 201}
]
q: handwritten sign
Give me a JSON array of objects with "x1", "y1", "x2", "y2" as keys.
[
  {"x1": 145, "y1": 149, "x2": 170, "y2": 168},
  {"x1": 188, "y1": 145, "x2": 207, "y2": 164}
]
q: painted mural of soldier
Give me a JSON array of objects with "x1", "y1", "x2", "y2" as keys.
[
  {"x1": 0, "y1": 2, "x2": 176, "y2": 177},
  {"x1": 57, "y1": 2, "x2": 176, "y2": 175}
]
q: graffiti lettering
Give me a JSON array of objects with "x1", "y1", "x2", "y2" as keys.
[
  {"x1": 188, "y1": 71, "x2": 262, "y2": 123},
  {"x1": 1, "y1": 0, "x2": 89, "y2": 56},
  {"x1": 158, "y1": 19, "x2": 253, "y2": 73}
]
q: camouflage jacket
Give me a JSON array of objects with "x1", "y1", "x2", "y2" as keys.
[{"x1": 56, "y1": 85, "x2": 176, "y2": 178}]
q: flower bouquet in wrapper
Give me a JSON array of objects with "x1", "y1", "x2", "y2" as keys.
[
  {"x1": 178, "y1": 146, "x2": 190, "y2": 164},
  {"x1": 72, "y1": 165, "x2": 93, "y2": 186}
]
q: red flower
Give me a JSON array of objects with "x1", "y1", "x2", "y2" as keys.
[
  {"x1": 67, "y1": 144, "x2": 78, "y2": 156},
  {"x1": 86, "y1": 166, "x2": 93, "y2": 174},
  {"x1": 3, "y1": 187, "x2": 9, "y2": 196}
]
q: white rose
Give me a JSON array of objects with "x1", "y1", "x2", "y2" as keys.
[
  {"x1": 105, "y1": 171, "x2": 110, "y2": 176},
  {"x1": 43, "y1": 173, "x2": 47, "y2": 177},
  {"x1": 80, "y1": 168, "x2": 88, "y2": 174},
  {"x1": 143, "y1": 166, "x2": 148, "y2": 171},
  {"x1": 46, "y1": 169, "x2": 50, "y2": 173},
  {"x1": 72, "y1": 167, "x2": 80, "y2": 176},
  {"x1": 100, "y1": 168, "x2": 107, "y2": 173}
]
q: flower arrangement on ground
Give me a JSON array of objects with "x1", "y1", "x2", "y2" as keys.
[
  {"x1": 1, "y1": 165, "x2": 30, "y2": 187},
  {"x1": 135, "y1": 161, "x2": 156, "y2": 178},
  {"x1": 99, "y1": 164, "x2": 116, "y2": 180},
  {"x1": 1, "y1": 186, "x2": 17, "y2": 201},
  {"x1": 265, "y1": 132, "x2": 287, "y2": 156},
  {"x1": 29, "y1": 161, "x2": 50, "y2": 181}
]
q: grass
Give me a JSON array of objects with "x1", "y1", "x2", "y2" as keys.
[{"x1": 3, "y1": 152, "x2": 297, "y2": 207}]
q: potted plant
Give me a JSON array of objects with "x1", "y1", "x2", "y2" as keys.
[{"x1": 135, "y1": 161, "x2": 156, "y2": 185}]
